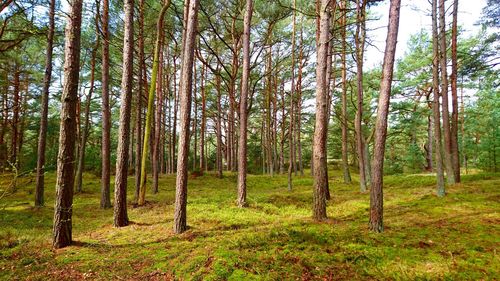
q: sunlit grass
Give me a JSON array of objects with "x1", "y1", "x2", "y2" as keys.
[{"x1": 1, "y1": 169, "x2": 499, "y2": 280}]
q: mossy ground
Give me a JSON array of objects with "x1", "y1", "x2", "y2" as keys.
[{"x1": 0, "y1": 169, "x2": 499, "y2": 280}]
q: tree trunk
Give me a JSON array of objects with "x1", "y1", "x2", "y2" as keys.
[
  {"x1": 237, "y1": 0, "x2": 253, "y2": 208},
  {"x1": 432, "y1": 0, "x2": 446, "y2": 197},
  {"x1": 450, "y1": 0, "x2": 460, "y2": 183},
  {"x1": 438, "y1": 0, "x2": 455, "y2": 185},
  {"x1": 312, "y1": 0, "x2": 331, "y2": 221},
  {"x1": 113, "y1": 0, "x2": 134, "y2": 227},
  {"x1": 10, "y1": 64, "x2": 20, "y2": 168},
  {"x1": 52, "y1": 0, "x2": 83, "y2": 249},
  {"x1": 35, "y1": 0, "x2": 56, "y2": 207},
  {"x1": 138, "y1": 3, "x2": 170, "y2": 205},
  {"x1": 153, "y1": 34, "x2": 164, "y2": 194},
  {"x1": 174, "y1": 0, "x2": 199, "y2": 234},
  {"x1": 100, "y1": 0, "x2": 112, "y2": 209},
  {"x1": 216, "y1": 66, "x2": 223, "y2": 178},
  {"x1": 288, "y1": 0, "x2": 297, "y2": 191},
  {"x1": 369, "y1": 0, "x2": 401, "y2": 233},
  {"x1": 134, "y1": 0, "x2": 145, "y2": 203},
  {"x1": 355, "y1": 0, "x2": 367, "y2": 192},
  {"x1": 340, "y1": 0, "x2": 351, "y2": 184},
  {"x1": 75, "y1": 35, "x2": 99, "y2": 193},
  {"x1": 199, "y1": 63, "x2": 206, "y2": 171}
]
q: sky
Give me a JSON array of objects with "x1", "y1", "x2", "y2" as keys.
[{"x1": 365, "y1": 0, "x2": 487, "y2": 69}]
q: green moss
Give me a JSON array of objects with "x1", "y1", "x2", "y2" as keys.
[{"x1": 0, "y1": 171, "x2": 499, "y2": 280}]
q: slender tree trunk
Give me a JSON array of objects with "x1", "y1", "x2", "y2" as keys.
[
  {"x1": 171, "y1": 55, "x2": 178, "y2": 173},
  {"x1": 355, "y1": 0, "x2": 367, "y2": 192},
  {"x1": 312, "y1": 0, "x2": 332, "y2": 221},
  {"x1": 113, "y1": 0, "x2": 134, "y2": 227},
  {"x1": 279, "y1": 80, "x2": 286, "y2": 174},
  {"x1": 296, "y1": 25, "x2": 304, "y2": 176},
  {"x1": 340, "y1": 0, "x2": 351, "y2": 184},
  {"x1": 138, "y1": 3, "x2": 170, "y2": 205},
  {"x1": 438, "y1": 0, "x2": 455, "y2": 185},
  {"x1": 369, "y1": 0, "x2": 401, "y2": 233},
  {"x1": 135, "y1": 0, "x2": 145, "y2": 203},
  {"x1": 288, "y1": 0, "x2": 297, "y2": 191},
  {"x1": 237, "y1": 0, "x2": 253, "y2": 208},
  {"x1": 52, "y1": 0, "x2": 83, "y2": 249},
  {"x1": 35, "y1": 0, "x2": 56, "y2": 207},
  {"x1": 10, "y1": 64, "x2": 20, "y2": 168},
  {"x1": 432, "y1": 0, "x2": 446, "y2": 197},
  {"x1": 174, "y1": 0, "x2": 200, "y2": 234},
  {"x1": 100, "y1": 0, "x2": 112, "y2": 209},
  {"x1": 192, "y1": 63, "x2": 198, "y2": 171},
  {"x1": 216, "y1": 66, "x2": 223, "y2": 178},
  {"x1": 450, "y1": 0, "x2": 460, "y2": 183},
  {"x1": 153, "y1": 34, "x2": 164, "y2": 194},
  {"x1": 199, "y1": 64, "x2": 206, "y2": 171},
  {"x1": 75, "y1": 36, "x2": 99, "y2": 193}
]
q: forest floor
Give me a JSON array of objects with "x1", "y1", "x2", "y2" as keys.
[{"x1": 0, "y1": 169, "x2": 499, "y2": 280}]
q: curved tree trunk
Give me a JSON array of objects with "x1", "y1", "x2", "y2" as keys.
[
  {"x1": 52, "y1": 0, "x2": 83, "y2": 249},
  {"x1": 138, "y1": 2, "x2": 171, "y2": 205}
]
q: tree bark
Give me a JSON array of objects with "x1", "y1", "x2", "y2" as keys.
[
  {"x1": 438, "y1": 0, "x2": 456, "y2": 185},
  {"x1": 340, "y1": 0, "x2": 351, "y2": 184},
  {"x1": 113, "y1": 0, "x2": 134, "y2": 227},
  {"x1": 35, "y1": 0, "x2": 56, "y2": 207},
  {"x1": 100, "y1": 0, "x2": 112, "y2": 209},
  {"x1": 134, "y1": 0, "x2": 145, "y2": 203},
  {"x1": 450, "y1": 0, "x2": 460, "y2": 183},
  {"x1": 432, "y1": 0, "x2": 446, "y2": 197},
  {"x1": 369, "y1": 0, "x2": 401, "y2": 233},
  {"x1": 10, "y1": 64, "x2": 20, "y2": 168},
  {"x1": 174, "y1": 0, "x2": 200, "y2": 234},
  {"x1": 355, "y1": 0, "x2": 367, "y2": 192},
  {"x1": 52, "y1": 0, "x2": 83, "y2": 249},
  {"x1": 288, "y1": 0, "x2": 297, "y2": 191},
  {"x1": 237, "y1": 0, "x2": 253, "y2": 208},
  {"x1": 199, "y1": 63, "x2": 206, "y2": 171},
  {"x1": 216, "y1": 65, "x2": 223, "y2": 178},
  {"x1": 312, "y1": 0, "x2": 331, "y2": 221}
]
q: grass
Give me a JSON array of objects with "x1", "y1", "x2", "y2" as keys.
[{"x1": 0, "y1": 169, "x2": 499, "y2": 280}]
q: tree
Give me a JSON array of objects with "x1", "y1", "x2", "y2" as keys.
[
  {"x1": 100, "y1": 0, "x2": 112, "y2": 209},
  {"x1": 432, "y1": 0, "x2": 446, "y2": 197},
  {"x1": 354, "y1": 0, "x2": 368, "y2": 192},
  {"x1": 34, "y1": 0, "x2": 56, "y2": 207},
  {"x1": 369, "y1": 0, "x2": 401, "y2": 233},
  {"x1": 138, "y1": 2, "x2": 171, "y2": 206},
  {"x1": 52, "y1": 0, "x2": 83, "y2": 249},
  {"x1": 340, "y1": 0, "x2": 352, "y2": 184},
  {"x1": 450, "y1": 0, "x2": 460, "y2": 183},
  {"x1": 438, "y1": 0, "x2": 455, "y2": 185},
  {"x1": 312, "y1": 0, "x2": 332, "y2": 222},
  {"x1": 113, "y1": 0, "x2": 134, "y2": 227},
  {"x1": 174, "y1": 0, "x2": 200, "y2": 234},
  {"x1": 237, "y1": 0, "x2": 253, "y2": 208}
]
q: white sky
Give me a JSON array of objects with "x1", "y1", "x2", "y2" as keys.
[{"x1": 365, "y1": 0, "x2": 487, "y2": 69}]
